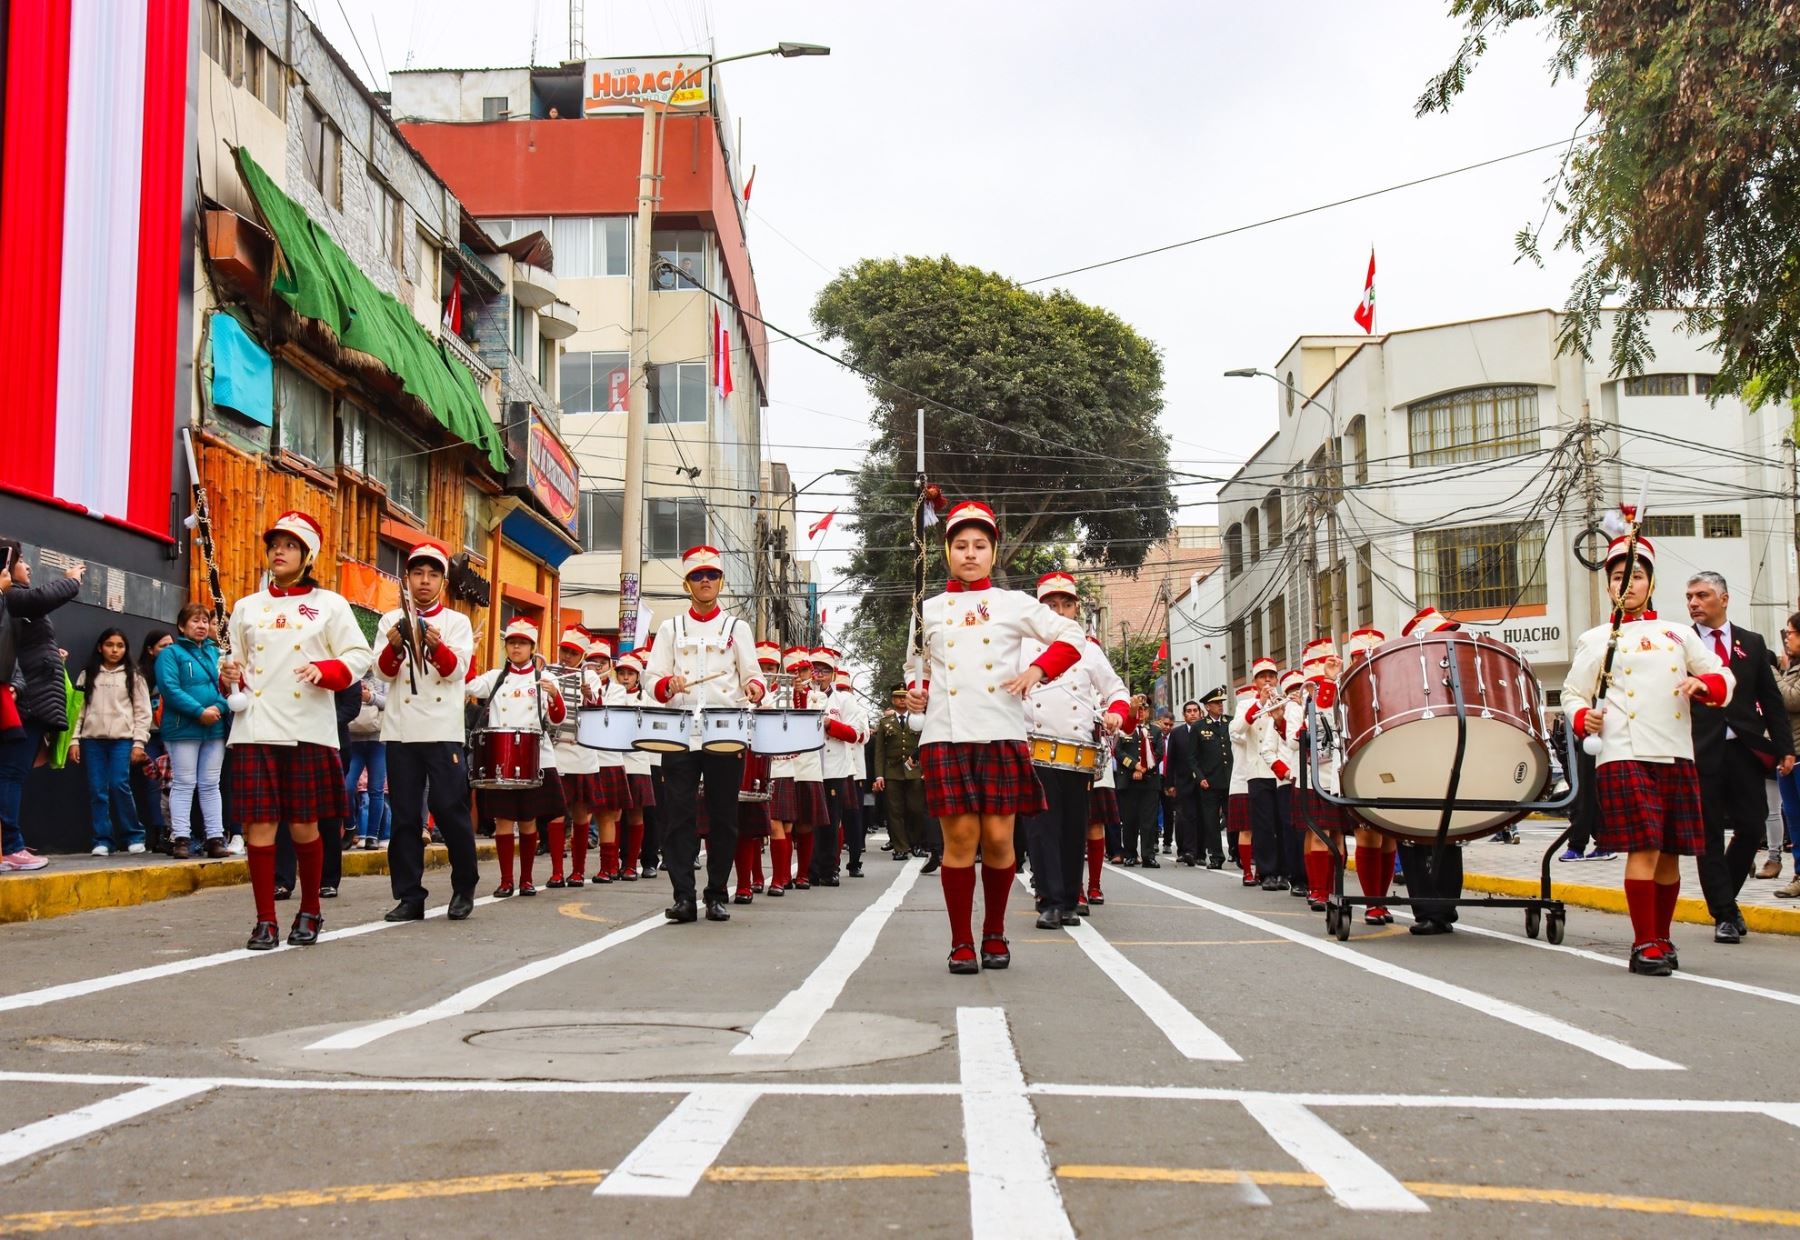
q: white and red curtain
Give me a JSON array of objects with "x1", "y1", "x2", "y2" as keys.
[{"x1": 0, "y1": 0, "x2": 190, "y2": 536}]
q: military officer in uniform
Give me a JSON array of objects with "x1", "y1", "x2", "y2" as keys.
[
  {"x1": 873, "y1": 685, "x2": 932, "y2": 865},
  {"x1": 1194, "y1": 687, "x2": 1231, "y2": 869}
]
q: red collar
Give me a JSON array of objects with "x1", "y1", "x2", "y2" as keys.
[
  {"x1": 946, "y1": 577, "x2": 992, "y2": 593},
  {"x1": 418, "y1": 601, "x2": 444, "y2": 618},
  {"x1": 268, "y1": 582, "x2": 313, "y2": 598},
  {"x1": 506, "y1": 661, "x2": 536, "y2": 675},
  {"x1": 689, "y1": 605, "x2": 721, "y2": 622},
  {"x1": 1625, "y1": 609, "x2": 1659, "y2": 621}
]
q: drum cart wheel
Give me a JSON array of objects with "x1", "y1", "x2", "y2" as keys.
[
  {"x1": 1524, "y1": 907, "x2": 1542, "y2": 939},
  {"x1": 1546, "y1": 909, "x2": 1566, "y2": 945},
  {"x1": 1324, "y1": 903, "x2": 1340, "y2": 936},
  {"x1": 1333, "y1": 906, "x2": 1351, "y2": 941}
]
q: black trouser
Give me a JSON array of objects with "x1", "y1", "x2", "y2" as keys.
[
  {"x1": 890, "y1": 780, "x2": 936, "y2": 855},
  {"x1": 1162, "y1": 794, "x2": 1176, "y2": 848},
  {"x1": 879, "y1": 785, "x2": 906, "y2": 853},
  {"x1": 1023, "y1": 767, "x2": 1090, "y2": 914},
  {"x1": 385, "y1": 741, "x2": 479, "y2": 906},
  {"x1": 1697, "y1": 744, "x2": 1770, "y2": 923},
  {"x1": 821, "y1": 776, "x2": 864, "y2": 875},
  {"x1": 843, "y1": 777, "x2": 865, "y2": 866},
  {"x1": 275, "y1": 818, "x2": 344, "y2": 890},
  {"x1": 1173, "y1": 784, "x2": 1200, "y2": 858},
  {"x1": 1197, "y1": 785, "x2": 1227, "y2": 864},
  {"x1": 1567, "y1": 743, "x2": 1598, "y2": 853},
  {"x1": 1117, "y1": 781, "x2": 1160, "y2": 863},
  {"x1": 1248, "y1": 778, "x2": 1281, "y2": 879},
  {"x1": 641, "y1": 766, "x2": 665, "y2": 869},
  {"x1": 1398, "y1": 840, "x2": 1464, "y2": 924},
  {"x1": 1280, "y1": 783, "x2": 1305, "y2": 882},
  {"x1": 660, "y1": 749, "x2": 742, "y2": 902}
]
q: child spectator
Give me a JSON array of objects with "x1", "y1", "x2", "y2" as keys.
[
  {"x1": 153, "y1": 605, "x2": 229, "y2": 859},
  {"x1": 71, "y1": 627, "x2": 153, "y2": 855}
]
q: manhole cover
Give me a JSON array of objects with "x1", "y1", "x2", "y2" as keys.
[{"x1": 464, "y1": 1021, "x2": 744, "y2": 1057}]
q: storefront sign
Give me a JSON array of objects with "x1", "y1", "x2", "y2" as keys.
[
  {"x1": 583, "y1": 57, "x2": 707, "y2": 114},
  {"x1": 1495, "y1": 619, "x2": 1567, "y2": 666},
  {"x1": 507, "y1": 404, "x2": 579, "y2": 536}
]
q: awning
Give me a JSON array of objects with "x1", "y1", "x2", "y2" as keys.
[
  {"x1": 233, "y1": 148, "x2": 507, "y2": 472},
  {"x1": 501, "y1": 505, "x2": 582, "y2": 569}
]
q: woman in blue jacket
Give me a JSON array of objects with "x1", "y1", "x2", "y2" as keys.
[{"x1": 154, "y1": 604, "x2": 229, "y2": 859}]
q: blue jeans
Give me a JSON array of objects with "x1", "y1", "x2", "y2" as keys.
[
  {"x1": 167, "y1": 738, "x2": 225, "y2": 841},
  {"x1": 357, "y1": 791, "x2": 392, "y2": 842},
  {"x1": 1778, "y1": 768, "x2": 1800, "y2": 855},
  {"x1": 0, "y1": 724, "x2": 45, "y2": 853},
  {"x1": 83, "y1": 738, "x2": 144, "y2": 848},
  {"x1": 344, "y1": 740, "x2": 387, "y2": 840}
]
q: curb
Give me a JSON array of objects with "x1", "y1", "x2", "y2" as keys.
[
  {"x1": 1458, "y1": 869, "x2": 1800, "y2": 938},
  {"x1": 0, "y1": 841, "x2": 499, "y2": 926}
]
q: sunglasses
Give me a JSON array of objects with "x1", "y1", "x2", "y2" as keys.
[{"x1": 688, "y1": 570, "x2": 723, "y2": 582}]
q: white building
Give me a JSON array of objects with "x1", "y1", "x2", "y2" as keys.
[
  {"x1": 1218, "y1": 309, "x2": 1797, "y2": 703},
  {"x1": 1167, "y1": 566, "x2": 1227, "y2": 707}
]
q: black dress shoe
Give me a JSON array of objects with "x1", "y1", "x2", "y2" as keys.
[
  {"x1": 447, "y1": 892, "x2": 475, "y2": 921},
  {"x1": 246, "y1": 920, "x2": 279, "y2": 951},
  {"x1": 847, "y1": 864, "x2": 863, "y2": 877},
  {"x1": 704, "y1": 898, "x2": 731, "y2": 922},
  {"x1": 1736, "y1": 916, "x2": 1749, "y2": 935},
  {"x1": 665, "y1": 898, "x2": 698, "y2": 923},
  {"x1": 1260, "y1": 877, "x2": 1283, "y2": 891},
  {"x1": 822, "y1": 875, "x2": 841, "y2": 887},
  {"x1": 642, "y1": 863, "x2": 659, "y2": 878},
  {"x1": 1207, "y1": 857, "x2": 1224, "y2": 870},
  {"x1": 913, "y1": 848, "x2": 930, "y2": 859},
  {"x1": 1289, "y1": 883, "x2": 1310, "y2": 897},
  {"x1": 894, "y1": 851, "x2": 911, "y2": 862},
  {"x1": 948, "y1": 945, "x2": 980, "y2": 975},
  {"x1": 1409, "y1": 920, "x2": 1453, "y2": 936},
  {"x1": 1178, "y1": 855, "x2": 1195, "y2": 867},
  {"x1": 1630, "y1": 944, "x2": 1674, "y2": 975},
  {"x1": 287, "y1": 911, "x2": 323, "y2": 946},
  {"x1": 1714, "y1": 920, "x2": 1742, "y2": 944},
  {"x1": 1060, "y1": 908, "x2": 1082, "y2": 927},
  {"x1": 751, "y1": 882, "x2": 765, "y2": 892},
  {"x1": 318, "y1": 886, "x2": 338, "y2": 899},
  {"x1": 383, "y1": 901, "x2": 425, "y2": 922},
  {"x1": 545, "y1": 877, "x2": 566, "y2": 889},
  {"x1": 1141, "y1": 859, "x2": 1161, "y2": 869},
  {"x1": 794, "y1": 878, "x2": 812, "y2": 891},
  {"x1": 1075, "y1": 902, "x2": 1090, "y2": 918},
  {"x1": 493, "y1": 885, "x2": 514, "y2": 899},
  {"x1": 920, "y1": 854, "x2": 941, "y2": 874},
  {"x1": 980, "y1": 935, "x2": 1011, "y2": 969},
  {"x1": 733, "y1": 892, "x2": 753, "y2": 905},
  {"x1": 519, "y1": 882, "x2": 537, "y2": 897},
  {"x1": 273, "y1": 886, "x2": 292, "y2": 901},
  {"x1": 1035, "y1": 909, "x2": 1062, "y2": 930}
]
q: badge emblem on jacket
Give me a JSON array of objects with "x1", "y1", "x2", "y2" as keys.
[
  {"x1": 960, "y1": 602, "x2": 991, "y2": 626},
  {"x1": 1639, "y1": 637, "x2": 1655, "y2": 652}
]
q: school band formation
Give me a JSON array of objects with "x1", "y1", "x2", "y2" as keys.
[{"x1": 218, "y1": 505, "x2": 1759, "y2": 979}]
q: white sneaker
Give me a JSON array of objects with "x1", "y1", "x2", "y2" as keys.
[
  {"x1": 90, "y1": 844, "x2": 111, "y2": 856},
  {"x1": 226, "y1": 836, "x2": 246, "y2": 856},
  {"x1": 126, "y1": 843, "x2": 147, "y2": 855}
]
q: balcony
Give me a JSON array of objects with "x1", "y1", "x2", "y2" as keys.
[
  {"x1": 440, "y1": 327, "x2": 494, "y2": 386},
  {"x1": 538, "y1": 299, "x2": 579, "y2": 341},
  {"x1": 512, "y1": 261, "x2": 557, "y2": 309}
]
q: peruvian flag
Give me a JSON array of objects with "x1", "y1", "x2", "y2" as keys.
[
  {"x1": 0, "y1": 0, "x2": 192, "y2": 537},
  {"x1": 742, "y1": 165, "x2": 757, "y2": 204},
  {"x1": 807, "y1": 509, "x2": 837, "y2": 540},
  {"x1": 443, "y1": 269, "x2": 463, "y2": 336},
  {"x1": 713, "y1": 307, "x2": 734, "y2": 401},
  {"x1": 819, "y1": 608, "x2": 829, "y2": 628},
  {"x1": 1153, "y1": 639, "x2": 1169, "y2": 669},
  {"x1": 1352, "y1": 248, "x2": 1376, "y2": 334}
]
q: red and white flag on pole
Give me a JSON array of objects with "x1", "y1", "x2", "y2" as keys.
[
  {"x1": 1352, "y1": 248, "x2": 1376, "y2": 334},
  {"x1": 807, "y1": 509, "x2": 837, "y2": 539},
  {"x1": 712, "y1": 307, "x2": 734, "y2": 401},
  {"x1": 443, "y1": 269, "x2": 463, "y2": 336},
  {"x1": 819, "y1": 608, "x2": 829, "y2": 628}
]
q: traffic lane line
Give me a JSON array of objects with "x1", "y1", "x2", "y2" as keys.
[
  {"x1": 0, "y1": 1082, "x2": 213, "y2": 1170},
  {"x1": 957, "y1": 1006, "x2": 1075, "y2": 1240},
  {"x1": 1238, "y1": 1098, "x2": 1426, "y2": 1212},
  {"x1": 592, "y1": 1088, "x2": 757, "y2": 1197}
]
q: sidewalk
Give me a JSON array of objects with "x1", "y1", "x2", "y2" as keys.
[
  {"x1": 1454, "y1": 819, "x2": 1800, "y2": 937},
  {"x1": 0, "y1": 839, "x2": 497, "y2": 926}
]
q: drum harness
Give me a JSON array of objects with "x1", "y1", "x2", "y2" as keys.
[{"x1": 469, "y1": 654, "x2": 553, "y2": 743}]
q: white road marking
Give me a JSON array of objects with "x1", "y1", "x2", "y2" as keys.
[
  {"x1": 306, "y1": 910, "x2": 667, "y2": 1050},
  {"x1": 733, "y1": 858, "x2": 923, "y2": 1057},
  {"x1": 957, "y1": 1007, "x2": 1075, "y2": 1240},
  {"x1": 1769, "y1": 1104, "x2": 1800, "y2": 1131},
  {"x1": 0, "y1": 1081, "x2": 213, "y2": 1168},
  {"x1": 1235, "y1": 1172, "x2": 1273, "y2": 1206},
  {"x1": 1019, "y1": 875, "x2": 1238, "y2": 1062},
  {"x1": 0, "y1": 897, "x2": 502, "y2": 1015},
  {"x1": 593, "y1": 1088, "x2": 757, "y2": 1197},
  {"x1": 1109, "y1": 866, "x2": 1684, "y2": 1072},
  {"x1": 1241, "y1": 1098, "x2": 1427, "y2": 1212}
]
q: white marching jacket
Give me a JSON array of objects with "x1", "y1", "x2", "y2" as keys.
[
  {"x1": 468, "y1": 663, "x2": 564, "y2": 769},
  {"x1": 1234, "y1": 692, "x2": 1280, "y2": 782},
  {"x1": 1562, "y1": 618, "x2": 1734, "y2": 765},
  {"x1": 821, "y1": 687, "x2": 869, "y2": 780},
  {"x1": 1227, "y1": 702, "x2": 1252, "y2": 796},
  {"x1": 646, "y1": 607, "x2": 765, "y2": 708},
  {"x1": 374, "y1": 603, "x2": 473, "y2": 745},
  {"x1": 225, "y1": 586, "x2": 372, "y2": 750},
  {"x1": 918, "y1": 583, "x2": 1084, "y2": 746},
  {"x1": 1258, "y1": 696, "x2": 1303, "y2": 786},
  {"x1": 1021, "y1": 636, "x2": 1130, "y2": 744}
]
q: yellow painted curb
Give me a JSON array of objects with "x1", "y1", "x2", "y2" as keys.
[{"x1": 0, "y1": 842, "x2": 498, "y2": 926}]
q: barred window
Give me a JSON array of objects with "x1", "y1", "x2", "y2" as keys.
[
  {"x1": 1228, "y1": 619, "x2": 1246, "y2": 683},
  {"x1": 1356, "y1": 544, "x2": 1373, "y2": 627},
  {"x1": 1346, "y1": 416, "x2": 1368, "y2": 485},
  {"x1": 1268, "y1": 596, "x2": 1286, "y2": 668},
  {"x1": 1246, "y1": 508, "x2": 1261, "y2": 562},
  {"x1": 1704, "y1": 514, "x2": 1742, "y2": 539},
  {"x1": 1694, "y1": 373, "x2": 1714, "y2": 397},
  {"x1": 1623, "y1": 373, "x2": 1689, "y2": 397},
  {"x1": 1264, "y1": 492, "x2": 1282, "y2": 546},
  {"x1": 1414, "y1": 521, "x2": 1547, "y2": 613},
  {"x1": 1248, "y1": 606, "x2": 1263, "y2": 663},
  {"x1": 1407, "y1": 385, "x2": 1539, "y2": 467},
  {"x1": 1641, "y1": 514, "x2": 1695, "y2": 539},
  {"x1": 1225, "y1": 524, "x2": 1244, "y2": 578}
]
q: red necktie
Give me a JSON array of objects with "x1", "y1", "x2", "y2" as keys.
[
  {"x1": 1141, "y1": 730, "x2": 1151, "y2": 768},
  {"x1": 1712, "y1": 630, "x2": 1729, "y2": 664}
]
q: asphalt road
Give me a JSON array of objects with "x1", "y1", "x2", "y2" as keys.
[{"x1": 1, "y1": 839, "x2": 1798, "y2": 1237}]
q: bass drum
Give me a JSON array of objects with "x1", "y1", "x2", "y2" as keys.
[
  {"x1": 1339, "y1": 631, "x2": 1549, "y2": 840},
  {"x1": 739, "y1": 750, "x2": 773, "y2": 802}
]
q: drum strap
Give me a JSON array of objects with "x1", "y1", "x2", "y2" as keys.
[{"x1": 471, "y1": 662, "x2": 550, "y2": 741}]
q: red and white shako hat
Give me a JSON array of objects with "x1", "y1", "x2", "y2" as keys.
[
  {"x1": 810, "y1": 646, "x2": 839, "y2": 669},
  {"x1": 1401, "y1": 607, "x2": 1460, "y2": 637},
  {"x1": 1250, "y1": 656, "x2": 1279, "y2": 679},
  {"x1": 586, "y1": 636, "x2": 613, "y2": 662},
  {"x1": 943, "y1": 500, "x2": 998, "y2": 544},
  {"x1": 755, "y1": 640, "x2": 782, "y2": 667},
  {"x1": 1279, "y1": 669, "x2": 1305, "y2": 694},
  {"x1": 782, "y1": 646, "x2": 811, "y2": 674},
  {"x1": 1036, "y1": 571, "x2": 1079, "y2": 601},
  {"x1": 1301, "y1": 637, "x2": 1338, "y2": 670},
  {"x1": 405, "y1": 538, "x2": 452, "y2": 574},
  {"x1": 1604, "y1": 533, "x2": 1657, "y2": 574},
  {"x1": 835, "y1": 670, "x2": 852, "y2": 690},
  {"x1": 558, "y1": 625, "x2": 589, "y2": 655},
  {"x1": 503, "y1": 617, "x2": 539, "y2": 646},
  {"x1": 264, "y1": 510, "x2": 322, "y2": 561},
  {"x1": 1235, "y1": 684, "x2": 1257, "y2": 699},
  {"x1": 1343, "y1": 628, "x2": 1385, "y2": 659},
  {"x1": 680, "y1": 545, "x2": 724, "y2": 580},
  {"x1": 614, "y1": 650, "x2": 644, "y2": 674}
]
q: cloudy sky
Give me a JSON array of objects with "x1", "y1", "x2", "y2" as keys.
[{"x1": 319, "y1": 0, "x2": 1589, "y2": 634}]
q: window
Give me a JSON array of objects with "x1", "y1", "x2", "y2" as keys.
[
  {"x1": 1641, "y1": 514, "x2": 1695, "y2": 539},
  {"x1": 1704, "y1": 513, "x2": 1742, "y2": 539},
  {"x1": 274, "y1": 365, "x2": 334, "y2": 470},
  {"x1": 416, "y1": 232, "x2": 439, "y2": 298},
  {"x1": 1268, "y1": 596, "x2": 1286, "y2": 669},
  {"x1": 1264, "y1": 493, "x2": 1282, "y2": 546},
  {"x1": 652, "y1": 228, "x2": 706, "y2": 290},
  {"x1": 481, "y1": 95, "x2": 510, "y2": 121},
  {"x1": 1623, "y1": 373, "x2": 1689, "y2": 397},
  {"x1": 1228, "y1": 619, "x2": 1246, "y2": 683},
  {"x1": 1414, "y1": 521, "x2": 1547, "y2": 613},
  {"x1": 551, "y1": 217, "x2": 630, "y2": 278},
  {"x1": 374, "y1": 539, "x2": 406, "y2": 579},
  {"x1": 647, "y1": 497, "x2": 706, "y2": 558},
  {"x1": 538, "y1": 333, "x2": 557, "y2": 393},
  {"x1": 481, "y1": 217, "x2": 548, "y2": 244},
  {"x1": 561, "y1": 351, "x2": 630, "y2": 414},
  {"x1": 371, "y1": 175, "x2": 402, "y2": 268},
  {"x1": 1407, "y1": 384, "x2": 1538, "y2": 467},
  {"x1": 1245, "y1": 508, "x2": 1261, "y2": 562},
  {"x1": 302, "y1": 99, "x2": 341, "y2": 208},
  {"x1": 340, "y1": 401, "x2": 368, "y2": 473},
  {"x1": 1356, "y1": 543, "x2": 1373, "y2": 627},
  {"x1": 1225, "y1": 524, "x2": 1243, "y2": 578},
  {"x1": 1346, "y1": 416, "x2": 1368, "y2": 485},
  {"x1": 1248, "y1": 607, "x2": 1263, "y2": 662},
  {"x1": 1284, "y1": 372, "x2": 1295, "y2": 418},
  {"x1": 463, "y1": 486, "x2": 485, "y2": 557},
  {"x1": 370, "y1": 422, "x2": 429, "y2": 522},
  {"x1": 1694, "y1": 373, "x2": 1715, "y2": 397},
  {"x1": 512, "y1": 301, "x2": 531, "y2": 358},
  {"x1": 578, "y1": 490, "x2": 624, "y2": 552},
  {"x1": 244, "y1": 31, "x2": 284, "y2": 116},
  {"x1": 650, "y1": 361, "x2": 706, "y2": 424}
]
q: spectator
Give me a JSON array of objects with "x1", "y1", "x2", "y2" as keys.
[
  {"x1": 0, "y1": 541, "x2": 46, "y2": 872},
  {"x1": 70, "y1": 627, "x2": 153, "y2": 855},
  {"x1": 135, "y1": 630, "x2": 173, "y2": 851},
  {"x1": 344, "y1": 674, "x2": 387, "y2": 848},
  {"x1": 0, "y1": 551, "x2": 84, "y2": 865},
  {"x1": 154, "y1": 604, "x2": 229, "y2": 859},
  {"x1": 1776, "y1": 613, "x2": 1800, "y2": 899}
]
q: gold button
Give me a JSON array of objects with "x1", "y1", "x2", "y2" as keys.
[
  {"x1": 949, "y1": 688, "x2": 958, "y2": 696},
  {"x1": 985, "y1": 663, "x2": 993, "y2": 670},
  {"x1": 294, "y1": 644, "x2": 302, "y2": 651},
  {"x1": 948, "y1": 640, "x2": 956, "y2": 648},
  {"x1": 949, "y1": 663, "x2": 956, "y2": 671},
  {"x1": 1629, "y1": 712, "x2": 1636, "y2": 720},
  {"x1": 254, "y1": 690, "x2": 263, "y2": 698},
  {"x1": 983, "y1": 637, "x2": 991, "y2": 645},
  {"x1": 987, "y1": 685, "x2": 996, "y2": 693},
  {"x1": 256, "y1": 643, "x2": 264, "y2": 651},
  {"x1": 294, "y1": 691, "x2": 302, "y2": 699}
]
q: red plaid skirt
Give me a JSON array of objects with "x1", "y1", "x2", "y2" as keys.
[
  {"x1": 1227, "y1": 792, "x2": 1249, "y2": 836},
  {"x1": 1297, "y1": 787, "x2": 1352, "y2": 835},
  {"x1": 920, "y1": 740, "x2": 1047, "y2": 818},
  {"x1": 227, "y1": 743, "x2": 347, "y2": 825},
  {"x1": 1088, "y1": 786, "x2": 1119, "y2": 828},
  {"x1": 480, "y1": 769, "x2": 567, "y2": 823},
  {"x1": 1595, "y1": 759, "x2": 1706, "y2": 856},
  {"x1": 570, "y1": 767, "x2": 630, "y2": 812},
  {"x1": 770, "y1": 777, "x2": 829, "y2": 827},
  {"x1": 627, "y1": 772, "x2": 656, "y2": 811}
]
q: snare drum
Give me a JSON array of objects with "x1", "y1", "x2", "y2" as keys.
[
  {"x1": 468, "y1": 729, "x2": 543, "y2": 790},
  {"x1": 1028, "y1": 732, "x2": 1101, "y2": 775},
  {"x1": 630, "y1": 706, "x2": 694, "y2": 754},
  {"x1": 577, "y1": 704, "x2": 639, "y2": 752},
  {"x1": 699, "y1": 706, "x2": 753, "y2": 754},
  {"x1": 1338, "y1": 631, "x2": 1548, "y2": 839},
  {"x1": 750, "y1": 708, "x2": 826, "y2": 755}
]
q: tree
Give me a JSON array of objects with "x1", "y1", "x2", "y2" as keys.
[
  {"x1": 1419, "y1": 2, "x2": 1800, "y2": 405},
  {"x1": 815, "y1": 256, "x2": 1175, "y2": 689}
]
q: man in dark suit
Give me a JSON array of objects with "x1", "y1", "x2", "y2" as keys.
[
  {"x1": 1194, "y1": 687, "x2": 1232, "y2": 868},
  {"x1": 1164, "y1": 700, "x2": 1204, "y2": 865},
  {"x1": 1115, "y1": 697, "x2": 1165, "y2": 867},
  {"x1": 1687, "y1": 571, "x2": 1797, "y2": 943}
]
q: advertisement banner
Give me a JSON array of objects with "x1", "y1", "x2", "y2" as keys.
[
  {"x1": 507, "y1": 404, "x2": 580, "y2": 536},
  {"x1": 583, "y1": 57, "x2": 708, "y2": 114}
]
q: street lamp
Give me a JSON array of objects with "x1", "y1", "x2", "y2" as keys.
[
  {"x1": 1226, "y1": 367, "x2": 1343, "y2": 638},
  {"x1": 615, "y1": 42, "x2": 831, "y2": 652}
]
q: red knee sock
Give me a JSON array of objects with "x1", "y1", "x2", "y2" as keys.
[
  {"x1": 1086, "y1": 838, "x2": 1104, "y2": 892},
  {"x1": 248, "y1": 843, "x2": 277, "y2": 923},
  {"x1": 752, "y1": 838, "x2": 765, "y2": 885},
  {"x1": 546, "y1": 818, "x2": 567, "y2": 880},
  {"x1": 1623, "y1": 877, "x2": 1659, "y2": 948},
  {"x1": 770, "y1": 838, "x2": 791, "y2": 887},
  {"x1": 519, "y1": 832, "x2": 537, "y2": 884},
  {"x1": 1654, "y1": 878, "x2": 1681, "y2": 941},
  {"x1": 294, "y1": 835, "x2": 323, "y2": 915},
  {"x1": 497, "y1": 833, "x2": 516, "y2": 885},
  {"x1": 735, "y1": 836, "x2": 758, "y2": 894},
  {"x1": 941, "y1": 864, "x2": 976, "y2": 947},
  {"x1": 622, "y1": 820, "x2": 642, "y2": 873},
  {"x1": 602, "y1": 841, "x2": 620, "y2": 879},
  {"x1": 1306, "y1": 851, "x2": 1331, "y2": 901},
  {"x1": 796, "y1": 832, "x2": 815, "y2": 880},
  {"x1": 1355, "y1": 845, "x2": 1380, "y2": 899},
  {"x1": 980, "y1": 862, "x2": 1015, "y2": 938},
  {"x1": 572, "y1": 820, "x2": 589, "y2": 877},
  {"x1": 1238, "y1": 839, "x2": 1255, "y2": 878},
  {"x1": 1378, "y1": 848, "x2": 1397, "y2": 898}
]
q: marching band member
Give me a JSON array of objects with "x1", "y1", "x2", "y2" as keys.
[
  {"x1": 643, "y1": 545, "x2": 767, "y2": 923},
  {"x1": 1260, "y1": 669, "x2": 1311, "y2": 900},
  {"x1": 1341, "y1": 628, "x2": 1395, "y2": 923},
  {"x1": 777, "y1": 646, "x2": 830, "y2": 892},
  {"x1": 467, "y1": 619, "x2": 566, "y2": 897},
  {"x1": 543, "y1": 627, "x2": 603, "y2": 889},
  {"x1": 903, "y1": 501, "x2": 1085, "y2": 974},
  {"x1": 220, "y1": 511, "x2": 373, "y2": 950},
  {"x1": 588, "y1": 637, "x2": 633, "y2": 883},
  {"x1": 817, "y1": 650, "x2": 870, "y2": 884},
  {"x1": 1021, "y1": 572, "x2": 1130, "y2": 929},
  {"x1": 1563, "y1": 535, "x2": 1733, "y2": 973},
  {"x1": 731, "y1": 641, "x2": 783, "y2": 903},
  {"x1": 840, "y1": 668, "x2": 871, "y2": 877},
  {"x1": 1086, "y1": 634, "x2": 1121, "y2": 903},
  {"x1": 1296, "y1": 641, "x2": 1348, "y2": 912},
  {"x1": 611, "y1": 650, "x2": 656, "y2": 880},
  {"x1": 1240, "y1": 657, "x2": 1286, "y2": 891},
  {"x1": 1394, "y1": 607, "x2": 1472, "y2": 934},
  {"x1": 373, "y1": 539, "x2": 478, "y2": 923},
  {"x1": 1226, "y1": 684, "x2": 1257, "y2": 885}
]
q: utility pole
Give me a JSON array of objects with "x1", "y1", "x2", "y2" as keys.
[
  {"x1": 1578, "y1": 399, "x2": 1605, "y2": 633},
  {"x1": 616, "y1": 101, "x2": 658, "y2": 654}
]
